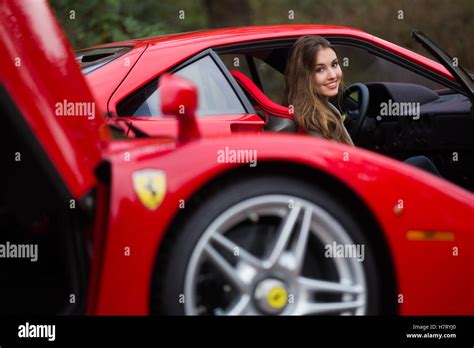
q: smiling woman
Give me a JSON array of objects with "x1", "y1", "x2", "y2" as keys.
[
  {"x1": 283, "y1": 35, "x2": 444, "y2": 177},
  {"x1": 283, "y1": 36, "x2": 353, "y2": 145}
]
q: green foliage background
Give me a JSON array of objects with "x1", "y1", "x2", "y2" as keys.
[{"x1": 51, "y1": 0, "x2": 473, "y2": 70}]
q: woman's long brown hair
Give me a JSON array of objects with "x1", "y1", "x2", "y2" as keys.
[{"x1": 283, "y1": 36, "x2": 352, "y2": 144}]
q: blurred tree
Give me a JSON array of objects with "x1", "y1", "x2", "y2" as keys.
[
  {"x1": 51, "y1": 0, "x2": 165, "y2": 48},
  {"x1": 204, "y1": 0, "x2": 252, "y2": 27},
  {"x1": 51, "y1": 0, "x2": 207, "y2": 48}
]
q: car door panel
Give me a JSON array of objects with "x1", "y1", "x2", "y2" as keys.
[{"x1": 115, "y1": 114, "x2": 264, "y2": 137}]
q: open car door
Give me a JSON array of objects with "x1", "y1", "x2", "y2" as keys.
[
  {"x1": 412, "y1": 30, "x2": 474, "y2": 110},
  {"x1": 0, "y1": 0, "x2": 110, "y2": 315}
]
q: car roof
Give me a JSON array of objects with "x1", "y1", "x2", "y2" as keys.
[{"x1": 89, "y1": 24, "x2": 367, "y2": 49}]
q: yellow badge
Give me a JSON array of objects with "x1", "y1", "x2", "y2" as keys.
[
  {"x1": 132, "y1": 170, "x2": 166, "y2": 210},
  {"x1": 267, "y1": 287, "x2": 288, "y2": 309}
]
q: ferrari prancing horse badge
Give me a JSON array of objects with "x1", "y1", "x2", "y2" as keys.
[{"x1": 132, "y1": 169, "x2": 167, "y2": 210}]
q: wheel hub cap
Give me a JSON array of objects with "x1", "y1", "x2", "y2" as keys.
[{"x1": 254, "y1": 278, "x2": 289, "y2": 314}]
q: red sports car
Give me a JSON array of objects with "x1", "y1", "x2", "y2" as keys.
[
  {"x1": 79, "y1": 24, "x2": 474, "y2": 192},
  {"x1": 1, "y1": 0, "x2": 473, "y2": 317}
]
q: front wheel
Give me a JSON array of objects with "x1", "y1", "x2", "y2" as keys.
[{"x1": 152, "y1": 176, "x2": 382, "y2": 315}]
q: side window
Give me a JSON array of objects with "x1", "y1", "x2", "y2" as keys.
[
  {"x1": 117, "y1": 55, "x2": 246, "y2": 117},
  {"x1": 333, "y1": 45, "x2": 446, "y2": 91}
]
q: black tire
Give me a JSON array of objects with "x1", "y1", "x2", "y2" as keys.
[{"x1": 151, "y1": 175, "x2": 382, "y2": 315}]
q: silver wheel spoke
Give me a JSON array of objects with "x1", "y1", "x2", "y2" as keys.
[
  {"x1": 267, "y1": 205, "x2": 302, "y2": 267},
  {"x1": 298, "y1": 277, "x2": 364, "y2": 295},
  {"x1": 203, "y1": 244, "x2": 247, "y2": 292},
  {"x1": 211, "y1": 232, "x2": 264, "y2": 270},
  {"x1": 291, "y1": 207, "x2": 312, "y2": 273}
]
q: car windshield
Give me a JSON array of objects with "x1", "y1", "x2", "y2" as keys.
[{"x1": 75, "y1": 46, "x2": 132, "y2": 74}]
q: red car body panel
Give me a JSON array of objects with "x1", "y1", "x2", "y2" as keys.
[
  {"x1": 2, "y1": 0, "x2": 473, "y2": 317},
  {"x1": 83, "y1": 44, "x2": 147, "y2": 115},
  {"x1": 126, "y1": 114, "x2": 265, "y2": 138},
  {"x1": 93, "y1": 135, "x2": 474, "y2": 315}
]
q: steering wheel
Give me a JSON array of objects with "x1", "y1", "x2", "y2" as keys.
[{"x1": 341, "y1": 83, "x2": 370, "y2": 141}]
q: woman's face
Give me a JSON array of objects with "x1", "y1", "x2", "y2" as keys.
[{"x1": 314, "y1": 47, "x2": 342, "y2": 98}]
